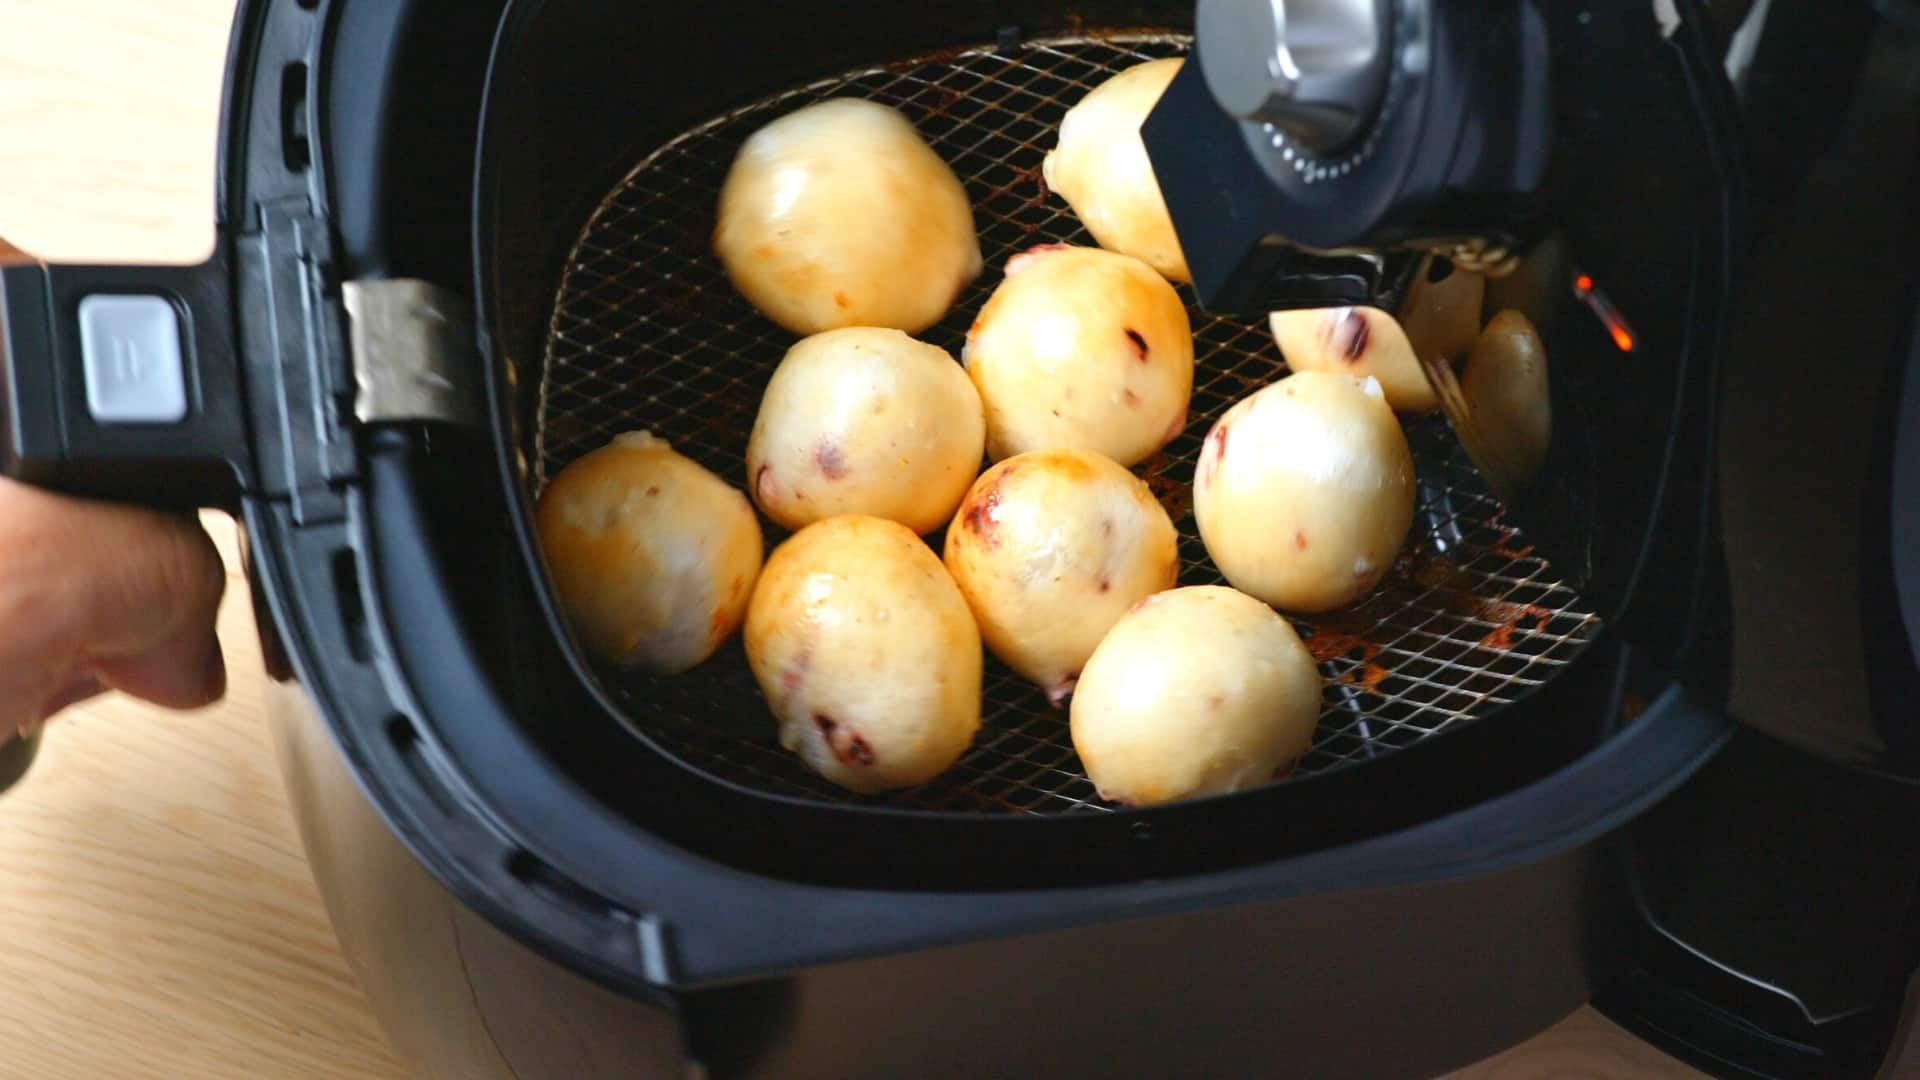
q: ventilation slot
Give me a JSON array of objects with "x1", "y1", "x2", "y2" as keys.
[
  {"x1": 280, "y1": 62, "x2": 311, "y2": 172},
  {"x1": 331, "y1": 548, "x2": 371, "y2": 663}
]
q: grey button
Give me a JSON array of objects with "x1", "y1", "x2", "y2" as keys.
[{"x1": 79, "y1": 294, "x2": 188, "y2": 424}]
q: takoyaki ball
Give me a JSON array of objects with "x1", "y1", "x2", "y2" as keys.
[
  {"x1": 536, "y1": 432, "x2": 763, "y2": 673},
  {"x1": 746, "y1": 327, "x2": 984, "y2": 535},
  {"x1": 1071, "y1": 586, "x2": 1321, "y2": 806},
  {"x1": 1193, "y1": 372, "x2": 1415, "y2": 613},
  {"x1": 1042, "y1": 58, "x2": 1191, "y2": 284},
  {"x1": 714, "y1": 99, "x2": 982, "y2": 335},
  {"x1": 965, "y1": 244, "x2": 1192, "y2": 466},
  {"x1": 744, "y1": 515, "x2": 982, "y2": 793},
  {"x1": 943, "y1": 449, "x2": 1179, "y2": 705}
]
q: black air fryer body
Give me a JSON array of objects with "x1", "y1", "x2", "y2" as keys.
[{"x1": 2, "y1": 1, "x2": 1919, "y2": 1076}]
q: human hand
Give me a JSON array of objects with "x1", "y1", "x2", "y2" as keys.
[{"x1": 0, "y1": 479, "x2": 227, "y2": 741}]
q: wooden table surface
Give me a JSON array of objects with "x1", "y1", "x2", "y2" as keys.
[{"x1": 0, "y1": 3, "x2": 1855, "y2": 1078}]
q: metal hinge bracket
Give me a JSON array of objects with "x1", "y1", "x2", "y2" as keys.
[{"x1": 343, "y1": 279, "x2": 487, "y2": 428}]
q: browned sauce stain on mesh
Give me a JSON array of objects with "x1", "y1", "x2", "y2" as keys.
[
  {"x1": 1476, "y1": 601, "x2": 1554, "y2": 651},
  {"x1": 1396, "y1": 546, "x2": 1464, "y2": 589},
  {"x1": 1487, "y1": 509, "x2": 1537, "y2": 560},
  {"x1": 1304, "y1": 627, "x2": 1390, "y2": 693},
  {"x1": 1007, "y1": 162, "x2": 1055, "y2": 226},
  {"x1": 1136, "y1": 450, "x2": 1192, "y2": 521},
  {"x1": 1387, "y1": 545, "x2": 1556, "y2": 651}
]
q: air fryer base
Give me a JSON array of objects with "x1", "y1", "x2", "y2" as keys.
[
  {"x1": 272, "y1": 667, "x2": 1619, "y2": 1079},
  {"x1": 231, "y1": 0, "x2": 1904, "y2": 1075},
  {"x1": 268, "y1": 680, "x2": 687, "y2": 1080},
  {"x1": 4, "y1": 0, "x2": 1902, "y2": 1075}
]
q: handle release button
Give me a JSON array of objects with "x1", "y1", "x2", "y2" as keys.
[{"x1": 78, "y1": 294, "x2": 187, "y2": 424}]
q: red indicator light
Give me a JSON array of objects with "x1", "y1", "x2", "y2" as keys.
[{"x1": 1571, "y1": 269, "x2": 1635, "y2": 353}]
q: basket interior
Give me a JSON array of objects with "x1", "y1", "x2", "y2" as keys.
[{"x1": 530, "y1": 32, "x2": 1602, "y2": 816}]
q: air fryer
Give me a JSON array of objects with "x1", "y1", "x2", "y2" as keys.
[{"x1": 3, "y1": 0, "x2": 1919, "y2": 1076}]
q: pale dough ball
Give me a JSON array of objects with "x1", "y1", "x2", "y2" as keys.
[
  {"x1": 1071, "y1": 585, "x2": 1321, "y2": 806},
  {"x1": 964, "y1": 244, "x2": 1193, "y2": 466},
  {"x1": 1042, "y1": 57, "x2": 1190, "y2": 283},
  {"x1": 1269, "y1": 306, "x2": 1434, "y2": 413},
  {"x1": 714, "y1": 98, "x2": 982, "y2": 335},
  {"x1": 1193, "y1": 371, "x2": 1415, "y2": 612},
  {"x1": 1460, "y1": 309, "x2": 1551, "y2": 495},
  {"x1": 943, "y1": 449, "x2": 1179, "y2": 705},
  {"x1": 744, "y1": 515, "x2": 982, "y2": 793},
  {"x1": 746, "y1": 327, "x2": 985, "y2": 534},
  {"x1": 535, "y1": 432, "x2": 763, "y2": 673},
  {"x1": 1267, "y1": 263, "x2": 1482, "y2": 414}
]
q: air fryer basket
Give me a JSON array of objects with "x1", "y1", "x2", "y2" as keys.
[{"x1": 526, "y1": 31, "x2": 1602, "y2": 815}]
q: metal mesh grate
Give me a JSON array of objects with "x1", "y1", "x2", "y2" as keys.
[{"x1": 534, "y1": 32, "x2": 1601, "y2": 815}]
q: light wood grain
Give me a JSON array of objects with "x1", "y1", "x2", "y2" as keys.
[
  {"x1": 0, "y1": 515, "x2": 406, "y2": 1080},
  {"x1": 0, "y1": 3, "x2": 1881, "y2": 1079},
  {"x1": 0, "y1": 3, "x2": 404, "y2": 1077},
  {"x1": 0, "y1": 0, "x2": 231, "y2": 264}
]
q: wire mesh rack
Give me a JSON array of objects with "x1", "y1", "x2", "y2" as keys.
[{"x1": 534, "y1": 31, "x2": 1602, "y2": 815}]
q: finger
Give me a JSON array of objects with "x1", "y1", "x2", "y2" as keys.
[
  {"x1": 0, "y1": 481, "x2": 228, "y2": 710},
  {"x1": 71, "y1": 510, "x2": 228, "y2": 709},
  {"x1": 35, "y1": 672, "x2": 107, "y2": 722},
  {"x1": 64, "y1": 506, "x2": 227, "y2": 662},
  {"x1": 93, "y1": 628, "x2": 226, "y2": 711}
]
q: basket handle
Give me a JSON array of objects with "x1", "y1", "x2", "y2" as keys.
[
  {"x1": 0, "y1": 238, "x2": 249, "y2": 791},
  {"x1": 1, "y1": 240, "x2": 246, "y2": 509}
]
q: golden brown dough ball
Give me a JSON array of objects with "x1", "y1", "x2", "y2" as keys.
[
  {"x1": 1459, "y1": 309, "x2": 1552, "y2": 497},
  {"x1": 1043, "y1": 57, "x2": 1190, "y2": 283},
  {"x1": 1267, "y1": 262, "x2": 1482, "y2": 414},
  {"x1": 745, "y1": 515, "x2": 982, "y2": 793},
  {"x1": 1072, "y1": 586, "x2": 1321, "y2": 806},
  {"x1": 536, "y1": 432, "x2": 763, "y2": 673},
  {"x1": 943, "y1": 449, "x2": 1179, "y2": 705},
  {"x1": 1193, "y1": 372, "x2": 1414, "y2": 613},
  {"x1": 714, "y1": 98, "x2": 982, "y2": 336},
  {"x1": 746, "y1": 327, "x2": 984, "y2": 535},
  {"x1": 964, "y1": 244, "x2": 1192, "y2": 466}
]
